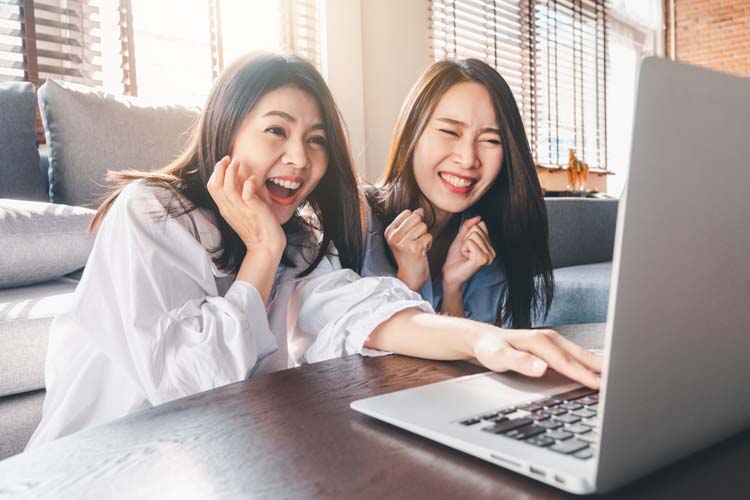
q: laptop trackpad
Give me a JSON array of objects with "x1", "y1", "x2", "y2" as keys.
[
  {"x1": 377, "y1": 371, "x2": 581, "y2": 421},
  {"x1": 456, "y1": 370, "x2": 571, "y2": 397},
  {"x1": 454, "y1": 370, "x2": 578, "y2": 407}
]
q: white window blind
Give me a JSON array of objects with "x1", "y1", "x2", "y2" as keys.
[
  {"x1": 429, "y1": 0, "x2": 610, "y2": 170},
  {"x1": 283, "y1": 0, "x2": 320, "y2": 70},
  {"x1": 2, "y1": 0, "x2": 322, "y2": 105},
  {"x1": 0, "y1": 0, "x2": 104, "y2": 86},
  {"x1": 128, "y1": 0, "x2": 321, "y2": 105},
  {"x1": 0, "y1": 0, "x2": 27, "y2": 81}
]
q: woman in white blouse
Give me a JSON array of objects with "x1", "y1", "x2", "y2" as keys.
[{"x1": 27, "y1": 53, "x2": 601, "y2": 448}]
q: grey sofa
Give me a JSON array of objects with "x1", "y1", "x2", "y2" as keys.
[
  {"x1": 0, "y1": 79, "x2": 197, "y2": 460},
  {"x1": 542, "y1": 198, "x2": 618, "y2": 327},
  {"x1": 0, "y1": 80, "x2": 617, "y2": 461}
]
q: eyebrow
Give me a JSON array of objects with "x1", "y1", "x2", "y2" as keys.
[
  {"x1": 262, "y1": 110, "x2": 325, "y2": 131},
  {"x1": 435, "y1": 117, "x2": 500, "y2": 135}
]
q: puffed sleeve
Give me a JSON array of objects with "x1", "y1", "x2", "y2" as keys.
[
  {"x1": 79, "y1": 183, "x2": 277, "y2": 405},
  {"x1": 282, "y1": 249, "x2": 434, "y2": 364}
]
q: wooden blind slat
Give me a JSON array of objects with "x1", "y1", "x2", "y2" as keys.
[
  {"x1": 429, "y1": 0, "x2": 609, "y2": 169},
  {"x1": 283, "y1": 0, "x2": 321, "y2": 69}
]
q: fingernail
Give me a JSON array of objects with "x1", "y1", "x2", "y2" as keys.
[{"x1": 531, "y1": 360, "x2": 548, "y2": 374}]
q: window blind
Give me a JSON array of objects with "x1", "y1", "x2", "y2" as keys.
[
  {"x1": 2, "y1": 0, "x2": 323, "y2": 105},
  {"x1": 0, "y1": 0, "x2": 103, "y2": 86},
  {"x1": 0, "y1": 0, "x2": 28, "y2": 82},
  {"x1": 283, "y1": 0, "x2": 320, "y2": 70},
  {"x1": 429, "y1": 0, "x2": 610, "y2": 169}
]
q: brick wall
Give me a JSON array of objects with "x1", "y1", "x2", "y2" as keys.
[{"x1": 665, "y1": 0, "x2": 750, "y2": 77}]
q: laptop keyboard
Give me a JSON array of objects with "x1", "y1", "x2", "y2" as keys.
[{"x1": 457, "y1": 387, "x2": 600, "y2": 460}]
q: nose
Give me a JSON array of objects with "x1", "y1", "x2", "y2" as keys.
[
  {"x1": 281, "y1": 137, "x2": 310, "y2": 169},
  {"x1": 452, "y1": 137, "x2": 480, "y2": 169}
]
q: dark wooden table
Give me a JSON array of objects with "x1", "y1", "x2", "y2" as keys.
[{"x1": 1, "y1": 325, "x2": 749, "y2": 499}]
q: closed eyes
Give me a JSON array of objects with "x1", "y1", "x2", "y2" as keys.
[{"x1": 439, "y1": 128, "x2": 501, "y2": 145}]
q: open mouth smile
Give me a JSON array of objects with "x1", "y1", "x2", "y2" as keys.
[
  {"x1": 438, "y1": 172, "x2": 478, "y2": 194},
  {"x1": 265, "y1": 176, "x2": 304, "y2": 206}
]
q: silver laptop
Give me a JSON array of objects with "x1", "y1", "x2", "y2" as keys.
[{"x1": 351, "y1": 56, "x2": 750, "y2": 494}]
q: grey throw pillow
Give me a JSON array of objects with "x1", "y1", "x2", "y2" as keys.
[
  {"x1": 0, "y1": 82, "x2": 47, "y2": 201},
  {"x1": 0, "y1": 199, "x2": 95, "y2": 288},
  {"x1": 38, "y1": 79, "x2": 199, "y2": 207}
]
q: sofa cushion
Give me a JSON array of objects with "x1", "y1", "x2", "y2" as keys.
[
  {"x1": 0, "y1": 82, "x2": 47, "y2": 201},
  {"x1": 0, "y1": 277, "x2": 78, "y2": 398},
  {"x1": 38, "y1": 79, "x2": 199, "y2": 207},
  {"x1": 539, "y1": 262, "x2": 612, "y2": 327},
  {"x1": 545, "y1": 198, "x2": 618, "y2": 269},
  {"x1": 0, "y1": 199, "x2": 95, "y2": 288},
  {"x1": 0, "y1": 389, "x2": 46, "y2": 461}
]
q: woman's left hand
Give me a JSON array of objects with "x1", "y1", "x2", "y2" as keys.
[{"x1": 442, "y1": 216, "x2": 496, "y2": 292}]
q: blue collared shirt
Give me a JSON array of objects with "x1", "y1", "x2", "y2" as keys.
[{"x1": 361, "y1": 205, "x2": 508, "y2": 326}]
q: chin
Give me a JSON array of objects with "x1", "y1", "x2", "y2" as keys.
[
  {"x1": 434, "y1": 200, "x2": 469, "y2": 215},
  {"x1": 275, "y1": 211, "x2": 294, "y2": 224}
]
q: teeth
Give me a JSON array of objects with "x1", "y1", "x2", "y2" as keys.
[
  {"x1": 440, "y1": 173, "x2": 474, "y2": 188},
  {"x1": 269, "y1": 178, "x2": 302, "y2": 190}
]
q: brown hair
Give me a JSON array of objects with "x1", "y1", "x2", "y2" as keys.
[
  {"x1": 367, "y1": 59, "x2": 554, "y2": 328},
  {"x1": 91, "y1": 52, "x2": 364, "y2": 277}
]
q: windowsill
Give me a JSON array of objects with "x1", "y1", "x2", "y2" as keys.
[{"x1": 536, "y1": 164, "x2": 615, "y2": 175}]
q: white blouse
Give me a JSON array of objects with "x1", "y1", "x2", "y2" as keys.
[{"x1": 27, "y1": 181, "x2": 432, "y2": 448}]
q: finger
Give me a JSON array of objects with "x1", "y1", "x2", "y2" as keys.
[
  {"x1": 402, "y1": 220, "x2": 429, "y2": 243},
  {"x1": 475, "y1": 220, "x2": 490, "y2": 238},
  {"x1": 223, "y1": 158, "x2": 243, "y2": 206},
  {"x1": 547, "y1": 331, "x2": 604, "y2": 374},
  {"x1": 392, "y1": 212, "x2": 425, "y2": 243},
  {"x1": 208, "y1": 158, "x2": 232, "y2": 211},
  {"x1": 509, "y1": 331, "x2": 601, "y2": 389},
  {"x1": 242, "y1": 176, "x2": 255, "y2": 202},
  {"x1": 415, "y1": 232, "x2": 433, "y2": 255},
  {"x1": 207, "y1": 156, "x2": 230, "y2": 191},
  {"x1": 465, "y1": 225, "x2": 494, "y2": 256},
  {"x1": 459, "y1": 215, "x2": 481, "y2": 234},
  {"x1": 462, "y1": 238, "x2": 493, "y2": 268},
  {"x1": 385, "y1": 210, "x2": 413, "y2": 239},
  {"x1": 465, "y1": 232, "x2": 495, "y2": 265},
  {"x1": 501, "y1": 348, "x2": 550, "y2": 378},
  {"x1": 462, "y1": 238, "x2": 483, "y2": 262}
]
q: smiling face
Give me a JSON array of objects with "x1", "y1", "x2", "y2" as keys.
[
  {"x1": 411, "y1": 81, "x2": 504, "y2": 222},
  {"x1": 230, "y1": 84, "x2": 328, "y2": 224}
]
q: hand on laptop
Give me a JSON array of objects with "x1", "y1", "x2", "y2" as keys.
[{"x1": 472, "y1": 328, "x2": 602, "y2": 389}]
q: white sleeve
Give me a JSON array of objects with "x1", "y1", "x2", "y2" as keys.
[
  {"x1": 283, "y1": 252, "x2": 434, "y2": 364},
  {"x1": 81, "y1": 185, "x2": 277, "y2": 405}
]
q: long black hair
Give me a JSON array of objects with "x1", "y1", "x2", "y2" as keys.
[
  {"x1": 91, "y1": 52, "x2": 364, "y2": 277},
  {"x1": 367, "y1": 58, "x2": 554, "y2": 328}
]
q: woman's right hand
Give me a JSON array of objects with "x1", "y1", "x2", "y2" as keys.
[
  {"x1": 472, "y1": 326, "x2": 603, "y2": 389},
  {"x1": 384, "y1": 208, "x2": 433, "y2": 291},
  {"x1": 207, "y1": 156, "x2": 286, "y2": 262}
]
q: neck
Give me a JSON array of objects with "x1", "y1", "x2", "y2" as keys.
[{"x1": 423, "y1": 204, "x2": 454, "y2": 237}]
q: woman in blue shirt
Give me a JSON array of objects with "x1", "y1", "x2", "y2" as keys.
[{"x1": 364, "y1": 58, "x2": 554, "y2": 328}]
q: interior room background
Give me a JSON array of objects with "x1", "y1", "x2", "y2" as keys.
[{"x1": 2, "y1": 0, "x2": 748, "y2": 197}]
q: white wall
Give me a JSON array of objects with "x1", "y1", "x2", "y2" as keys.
[
  {"x1": 321, "y1": 0, "x2": 367, "y2": 172},
  {"x1": 324, "y1": 0, "x2": 431, "y2": 181}
]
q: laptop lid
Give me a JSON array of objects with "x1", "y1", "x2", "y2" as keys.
[{"x1": 595, "y1": 57, "x2": 750, "y2": 492}]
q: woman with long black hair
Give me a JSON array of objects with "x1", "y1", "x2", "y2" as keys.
[{"x1": 364, "y1": 58, "x2": 554, "y2": 329}]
